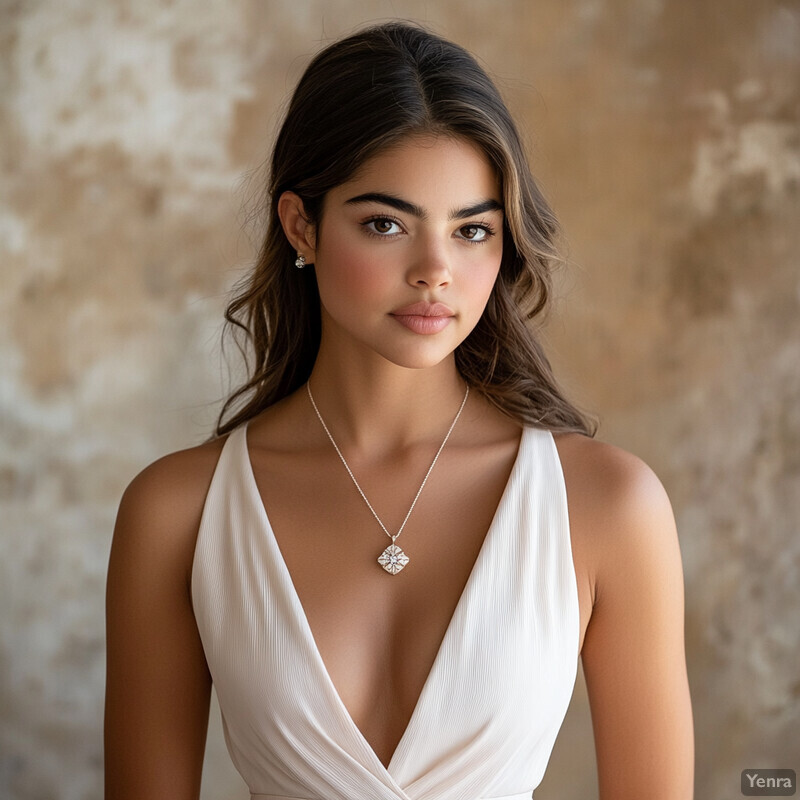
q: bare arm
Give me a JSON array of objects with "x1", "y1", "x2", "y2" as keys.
[
  {"x1": 580, "y1": 448, "x2": 694, "y2": 799},
  {"x1": 104, "y1": 447, "x2": 220, "y2": 799}
]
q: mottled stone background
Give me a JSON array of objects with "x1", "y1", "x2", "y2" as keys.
[{"x1": 1, "y1": 1, "x2": 798, "y2": 798}]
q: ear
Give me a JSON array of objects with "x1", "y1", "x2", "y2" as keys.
[{"x1": 277, "y1": 191, "x2": 317, "y2": 263}]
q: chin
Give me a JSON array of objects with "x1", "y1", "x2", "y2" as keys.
[{"x1": 377, "y1": 342, "x2": 460, "y2": 371}]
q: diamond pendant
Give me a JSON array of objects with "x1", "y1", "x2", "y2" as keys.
[{"x1": 378, "y1": 544, "x2": 409, "y2": 575}]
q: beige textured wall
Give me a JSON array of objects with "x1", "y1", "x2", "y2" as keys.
[{"x1": 2, "y1": 1, "x2": 798, "y2": 798}]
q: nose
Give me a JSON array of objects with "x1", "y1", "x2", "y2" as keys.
[{"x1": 406, "y1": 240, "x2": 452, "y2": 289}]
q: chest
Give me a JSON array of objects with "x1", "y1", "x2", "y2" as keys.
[
  {"x1": 192, "y1": 423, "x2": 584, "y2": 783},
  {"x1": 247, "y1": 437, "x2": 521, "y2": 765}
]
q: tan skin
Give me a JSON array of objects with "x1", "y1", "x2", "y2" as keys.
[{"x1": 105, "y1": 136, "x2": 694, "y2": 798}]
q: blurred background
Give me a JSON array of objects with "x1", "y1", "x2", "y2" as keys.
[{"x1": 1, "y1": 1, "x2": 798, "y2": 798}]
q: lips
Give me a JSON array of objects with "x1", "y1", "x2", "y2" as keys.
[
  {"x1": 389, "y1": 301, "x2": 455, "y2": 334},
  {"x1": 389, "y1": 301, "x2": 454, "y2": 318}
]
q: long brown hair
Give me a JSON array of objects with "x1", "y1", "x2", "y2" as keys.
[{"x1": 215, "y1": 21, "x2": 597, "y2": 437}]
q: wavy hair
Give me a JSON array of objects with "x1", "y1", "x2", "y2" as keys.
[{"x1": 215, "y1": 21, "x2": 597, "y2": 437}]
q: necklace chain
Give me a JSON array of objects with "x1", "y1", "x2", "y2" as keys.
[{"x1": 306, "y1": 382, "x2": 469, "y2": 544}]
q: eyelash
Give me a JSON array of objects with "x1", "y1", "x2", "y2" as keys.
[{"x1": 360, "y1": 215, "x2": 497, "y2": 244}]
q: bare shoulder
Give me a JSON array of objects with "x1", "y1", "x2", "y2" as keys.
[
  {"x1": 551, "y1": 432, "x2": 676, "y2": 549},
  {"x1": 551, "y1": 431, "x2": 681, "y2": 613},
  {"x1": 122, "y1": 435, "x2": 228, "y2": 509},
  {"x1": 551, "y1": 431, "x2": 669, "y2": 504},
  {"x1": 114, "y1": 435, "x2": 229, "y2": 587}
]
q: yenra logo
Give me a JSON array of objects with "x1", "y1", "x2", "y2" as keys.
[{"x1": 741, "y1": 769, "x2": 796, "y2": 796}]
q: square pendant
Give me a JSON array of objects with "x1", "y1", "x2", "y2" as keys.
[{"x1": 378, "y1": 544, "x2": 409, "y2": 575}]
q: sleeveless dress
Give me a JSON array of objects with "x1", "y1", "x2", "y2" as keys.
[{"x1": 191, "y1": 423, "x2": 580, "y2": 800}]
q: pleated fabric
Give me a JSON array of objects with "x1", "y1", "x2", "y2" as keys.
[{"x1": 191, "y1": 423, "x2": 580, "y2": 800}]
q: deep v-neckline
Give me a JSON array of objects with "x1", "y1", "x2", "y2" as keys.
[{"x1": 240, "y1": 422, "x2": 527, "y2": 776}]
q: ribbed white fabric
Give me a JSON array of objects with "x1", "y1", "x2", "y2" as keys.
[{"x1": 191, "y1": 423, "x2": 580, "y2": 800}]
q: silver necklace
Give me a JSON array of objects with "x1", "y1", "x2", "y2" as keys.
[{"x1": 306, "y1": 382, "x2": 469, "y2": 575}]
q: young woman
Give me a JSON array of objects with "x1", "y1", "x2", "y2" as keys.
[{"x1": 105, "y1": 22, "x2": 694, "y2": 800}]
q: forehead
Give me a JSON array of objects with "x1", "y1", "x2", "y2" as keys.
[{"x1": 330, "y1": 135, "x2": 501, "y2": 206}]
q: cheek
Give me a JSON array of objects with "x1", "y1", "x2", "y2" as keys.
[
  {"x1": 314, "y1": 233, "x2": 392, "y2": 310},
  {"x1": 466, "y1": 255, "x2": 503, "y2": 310}
]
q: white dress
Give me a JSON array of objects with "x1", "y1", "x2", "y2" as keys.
[{"x1": 191, "y1": 423, "x2": 580, "y2": 800}]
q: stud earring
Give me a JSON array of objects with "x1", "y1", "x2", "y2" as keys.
[{"x1": 295, "y1": 254, "x2": 306, "y2": 269}]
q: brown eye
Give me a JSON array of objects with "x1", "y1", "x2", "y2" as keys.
[
  {"x1": 373, "y1": 219, "x2": 395, "y2": 233},
  {"x1": 364, "y1": 217, "x2": 402, "y2": 236},
  {"x1": 459, "y1": 225, "x2": 489, "y2": 242}
]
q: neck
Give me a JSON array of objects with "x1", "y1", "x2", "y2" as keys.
[{"x1": 306, "y1": 352, "x2": 468, "y2": 455}]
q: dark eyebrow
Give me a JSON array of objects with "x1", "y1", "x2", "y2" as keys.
[
  {"x1": 450, "y1": 199, "x2": 504, "y2": 220},
  {"x1": 344, "y1": 193, "x2": 427, "y2": 219},
  {"x1": 344, "y1": 192, "x2": 504, "y2": 221}
]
